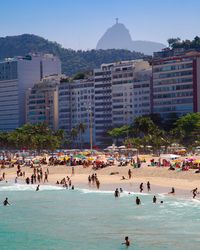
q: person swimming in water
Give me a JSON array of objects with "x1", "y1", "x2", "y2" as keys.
[
  {"x1": 36, "y1": 185, "x2": 40, "y2": 191},
  {"x1": 120, "y1": 188, "x2": 123, "y2": 193},
  {"x1": 122, "y1": 236, "x2": 130, "y2": 247},
  {"x1": 136, "y1": 196, "x2": 141, "y2": 205},
  {"x1": 3, "y1": 197, "x2": 10, "y2": 206},
  {"x1": 153, "y1": 195, "x2": 157, "y2": 203}
]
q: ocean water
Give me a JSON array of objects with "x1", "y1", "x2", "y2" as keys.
[{"x1": 0, "y1": 184, "x2": 199, "y2": 250}]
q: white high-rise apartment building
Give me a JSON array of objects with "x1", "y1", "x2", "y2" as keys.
[
  {"x1": 94, "y1": 60, "x2": 151, "y2": 146},
  {"x1": 58, "y1": 60, "x2": 152, "y2": 147},
  {"x1": 111, "y1": 60, "x2": 151, "y2": 127},
  {"x1": 59, "y1": 78, "x2": 95, "y2": 146},
  {"x1": 152, "y1": 50, "x2": 200, "y2": 120},
  {"x1": 26, "y1": 75, "x2": 64, "y2": 130},
  {"x1": 0, "y1": 54, "x2": 61, "y2": 131}
]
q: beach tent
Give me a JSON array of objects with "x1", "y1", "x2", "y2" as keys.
[{"x1": 160, "y1": 154, "x2": 181, "y2": 160}]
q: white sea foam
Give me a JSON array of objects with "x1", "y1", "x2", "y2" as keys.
[
  {"x1": 76, "y1": 188, "x2": 150, "y2": 197},
  {"x1": 0, "y1": 183, "x2": 64, "y2": 191},
  {"x1": 165, "y1": 198, "x2": 200, "y2": 208},
  {"x1": 77, "y1": 188, "x2": 114, "y2": 195}
]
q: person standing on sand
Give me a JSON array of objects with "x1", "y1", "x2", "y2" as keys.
[
  {"x1": 91, "y1": 174, "x2": 95, "y2": 185},
  {"x1": 72, "y1": 166, "x2": 75, "y2": 175},
  {"x1": 139, "y1": 183, "x2": 143, "y2": 192},
  {"x1": 96, "y1": 178, "x2": 100, "y2": 189},
  {"x1": 44, "y1": 172, "x2": 48, "y2": 183},
  {"x1": 147, "y1": 181, "x2": 151, "y2": 192},
  {"x1": 191, "y1": 188, "x2": 198, "y2": 199},
  {"x1": 128, "y1": 169, "x2": 132, "y2": 179},
  {"x1": 88, "y1": 175, "x2": 91, "y2": 185}
]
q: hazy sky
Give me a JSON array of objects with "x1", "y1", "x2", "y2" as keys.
[{"x1": 1, "y1": 0, "x2": 200, "y2": 50}]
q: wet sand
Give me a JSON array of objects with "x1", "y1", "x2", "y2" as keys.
[{"x1": 1, "y1": 163, "x2": 200, "y2": 199}]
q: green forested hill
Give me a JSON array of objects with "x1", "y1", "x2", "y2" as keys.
[{"x1": 0, "y1": 34, "x2": 144, "y2": 75}]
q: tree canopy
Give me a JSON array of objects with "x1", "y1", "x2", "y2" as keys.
[
  {"x1": 0, "y1": 123, "x2": 65, "y2": 151},
  {"x1": 107, "y1": 113, "x2": 200, "y2": 153},
  {"x1": 167, "y1": 36, "x2": 200, "y2": 50}
]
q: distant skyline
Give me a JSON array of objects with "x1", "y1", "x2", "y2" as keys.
[{"x1": 1, "y1": 0, "x2": 200, "y2": 50}]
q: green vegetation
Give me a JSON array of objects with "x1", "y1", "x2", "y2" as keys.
[
  {"x1": 0, "y1": 34, "x2": 144, "y2": 76},
  {"x1": 73, "y1": 72, "x2": 86, "y2": 80},
  {"x1": 107, "y1": 125, "x2": 129, "y2": 144},
  {"x1": 0, "y1": 123, "x2": 65, "y2": 152},
  {"x1": 108, "y1": 113, "x2": 200, "y2": 153},
  {"x1": 167, "y1": 36, "x2": 200, "y2": 50}
]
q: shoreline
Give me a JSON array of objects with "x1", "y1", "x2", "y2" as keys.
[
  {"x1": 1, "y1": 175, "x2": 198, "y2": 201},
  {"x1": 1, "y1": 164, "x2": 200, "y2": 200}
]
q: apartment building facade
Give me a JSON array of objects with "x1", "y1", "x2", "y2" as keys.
[
  {"x1": 94, "y1": 64, "x2": 113, "y2": 145},
  {"x1": 94, "y1": 60, "x2": 151, "y2": 146},
  {"x1": 58, "y1": 78, "x2": 95, "y2": 146},
  {"x1": 25, "y1": 59, "x2": 152, "y2": 147},
  {"x1": 152, "y1": 50, "x2": 200, "y2": 120},
  {"x1": 26, "y1": 75, "x2": 64, "y2": 130},
  {"x1": 0, "y1": 54, "x2": 61, "y2": 131}
]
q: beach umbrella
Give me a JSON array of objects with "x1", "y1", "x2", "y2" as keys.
[
  {"x1": 82, "y1": 151, "x2": 90, "y2": 156},
  {"x1": 34, "y1": 159, "x2": 40, "y2": 164},
  {"x1": 87, "y1": 157, "x2": 94, "y2": 161},
  {"x1": 59, "y1": 157, "x2": 65, "y2": 161},
  {"x1": 172, "y1": 159, "x2": 182, "y2": 163},
  {"x1": 119, "y1": 157, "x2": 126, "y2": 161},
  {"x1": 107, "y1": 157, "x2": 114, "y2": 161},
  {"x1": 73, "y1": 154, "x2": 86, "y2": 159},
  {"x1": 186, "y1": 158, "x2": 196, "y2": 162}
]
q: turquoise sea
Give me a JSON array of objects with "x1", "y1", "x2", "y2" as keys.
[{"x1": 0, "y1": 184, "x2": 199, "y2": 250}]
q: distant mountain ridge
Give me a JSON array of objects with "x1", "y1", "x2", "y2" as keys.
[
  {"x1": 0, "y1": 34, "x2": 144, "y2": 76},
  {"x1": 96, "y1": 22, "x2": 166, "y2": 55}
]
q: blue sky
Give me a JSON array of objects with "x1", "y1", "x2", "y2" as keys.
[{"x1": 0, "y1": 0, "x2": 200, "y2": 50}]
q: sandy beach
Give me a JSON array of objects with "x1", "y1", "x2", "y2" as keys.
[{"x1": 2, "y1": 161, "x2": 200, "y2": 198}]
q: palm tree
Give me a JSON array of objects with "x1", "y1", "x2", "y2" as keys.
[
  {"x1": 77, "y1": 123, "x2": 86, "y2": 149},
  {"x1": 70, "y1": 127, "x2": 78, "y2": 147},
  {"x1": 108, "y1": 125, "x2": 128, "y2": 145}
]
